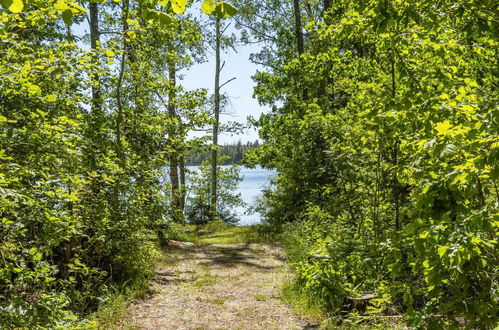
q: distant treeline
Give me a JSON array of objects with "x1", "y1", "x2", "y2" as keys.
[{"x1": 187, "y1": 140, "x2": 260, "y2": 166}]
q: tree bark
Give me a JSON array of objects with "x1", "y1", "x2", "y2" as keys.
[
  {"x1": 293, "y1": 0, "x2": 308, "y2": 104},
  {"x1": 293, "y1": 0, "x2": 304, "y2": 56},
  {"x1": 211, "y1": 18, "x2": 221, "y2": 221},
  {"x1": 168, "y1": 53, "x2": 181, "y2": 222},
  {"x1": 116, "y1": 0, "x2": 129, "y2": 161},
  {"x1": 179, "y1": 156, "x2": 186, "y2": 214},
  {"x1": 391, "y1": 50, "x2": 400, "y2": 231},
  {"x1": 89, "y1": 2, "x2": 101, "y2": 117}
]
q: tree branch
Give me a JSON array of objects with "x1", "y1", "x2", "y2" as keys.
[{"x1": 220, "y1": 77, "x2": 236, "y2": 89}]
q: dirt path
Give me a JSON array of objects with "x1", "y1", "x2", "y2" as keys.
[{"x1": 126, "y1": 242, "x2": 316, "y2": 330}]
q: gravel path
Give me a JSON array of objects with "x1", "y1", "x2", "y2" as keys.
[{"x1": 126, "y1": 242, "x2": 316, "y2": 330}]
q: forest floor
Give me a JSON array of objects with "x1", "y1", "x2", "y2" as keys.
[{"x1": 121, "y1": 224, "x2": 318, "y2": 330}]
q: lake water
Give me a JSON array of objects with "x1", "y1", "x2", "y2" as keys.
[{"x1": 186, "y1": 166, "x2": 276, "y2": 226}]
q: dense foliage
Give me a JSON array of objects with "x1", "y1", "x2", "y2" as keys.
[
  {"x1": 1, "y1": 0, "x2": 497, "y2": 328},
  {"x1": 241, "y1": 0, "x2": 498, "y2": 327},
  {"x1": 0, "y1": 0, "x2": 237, "y2": 327}
]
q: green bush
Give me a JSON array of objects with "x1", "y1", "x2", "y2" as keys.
[{"x1": 251, "y1": 0, "x2": 498, "y2": 326}]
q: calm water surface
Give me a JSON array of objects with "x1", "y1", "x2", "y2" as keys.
[{"x1": 186, "y1": 165, "x2": 275, "y2": 226}]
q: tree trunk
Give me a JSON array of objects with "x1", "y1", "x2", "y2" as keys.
[
  {"x1": 168, "y1": 56, "x2": 181, "y2": 222},
  {"x1": 87, "y1": 2, "x2": 103, "y2": 181},
  {"x1": 211, "y1": 18, "x2": 221, "y2": 221},
  {"x1": 391, "y1": 50, "x2": 400, "y2": 231},
  {"x1": 293, "y1": 0, "x2": 304, "y2": 56},
  {"x1": 293, "y1": 0, "x2": 308, "y2": 104},
  {"x1": 116, "y1": 0, "x2": 129, "y2": 161},
  {"x1": 89, "y1": 2, "x2": 101, "y2": 117},
  {"x1": 179, "y1": 156, "x2": 186, "y2": 214}
]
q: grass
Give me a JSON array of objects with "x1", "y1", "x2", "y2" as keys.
[
  {"x1": 212, "y1": 297, "x2": 227, "y2": 305},
  {"x1": 281, "y1": 280, "x2": 325, "y2": 322},
  {"x1": 281, "y1": 281, "x2": 407, "y2": 329},
  {"x1": 69, "y1": 280, "x2": 149, "y2": 330},
  {"x1": 255, "y1": 293, "x2": 268, "y2": 301},
  {"x1": 164, "y1": 221, "x2": 280, "y2": 245},
  {"x1": 90, "y1": 290, "x2": 137, "y2": 329},
  {"x1": 193, "y1": 273, "x2": 221, "y2": 287}
]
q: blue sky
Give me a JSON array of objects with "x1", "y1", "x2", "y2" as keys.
[
  {"x1": 181, "y1": 39, "x2": 269, "y2": 144},
  {"x1": 179, "y1": 6, "x2": 270, "y2": 145}
]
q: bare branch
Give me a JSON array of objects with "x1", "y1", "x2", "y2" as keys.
[
  {"x1": 100, "y1": 30, "x2": 121, "y2": 35},
  {"x1": 155, "y1": 90, "x2": 169, "y2": 110},
  {"x1": 221, "y1": 22, "x2": 231, "y2": 35},
  {"x1": 220, "y1": 77, "x2": 236, "y2": 89}
]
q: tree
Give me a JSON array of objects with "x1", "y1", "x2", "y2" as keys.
[
  {"x1": 0, "y1": 0, "x2": 234, "y2": 327},
  {"x1": 201, "y1": 0, "x2": 239, "y2": 221},
  {"x1": 240, "y1": 0, "x2": 498, "y2": 327},
  {"x1": 211, "y1": 16, "x2": 222, "y2": 220}
]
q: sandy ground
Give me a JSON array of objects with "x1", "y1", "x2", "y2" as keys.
[{"x1": 126, "y1": 242, "x2": 317, "y2": 330}]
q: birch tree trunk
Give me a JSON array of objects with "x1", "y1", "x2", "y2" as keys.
[
  {"x1": 210, "y1": 17, "x2": 221, "y2": 221},
  {"x1": 168, "y1": 56, "x2": 182, "y2": 222}
]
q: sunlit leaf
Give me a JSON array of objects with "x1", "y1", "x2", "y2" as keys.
[
  {"x1": 437, "y1": 246, "x2": 448, "y2": 257},
  {"x1": 171, "y1": 0, "x2": 186, "y2": 14},
  {"x1": 4, "y1": 0, "x2": 23, "y2": 13},
  {"x1": 201, "y1": 0, "x2": 216, "y2": 14},
  {"x1": 54, "y1": 0, "x2": 69, "y2": 11},
  {"x1": 435, "y1": 120, "x2": 453, "y2": 136}
]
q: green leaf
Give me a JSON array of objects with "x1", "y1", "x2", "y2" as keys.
[
  {"x1": 201, "y1": 0, "x2": 216, "y2": 15},
  {"x1": 62, "y1": 9, "x2": 73, "y2": 26},
  {"x1": 439, "y1": 93, "x2": 449, "y2": 100},
  {"x1": 3, "y1": 0, "x2": 23, "y2": 13},
  {"x1": 171, "y1": 0, "x2": 187, "y2": 14},
  {"x1": 403, "y1": 292, "x2": 413, "y2": 305},
  {"x1": 146, "y1": 10, "x2": 159, "y2": 21},
  {"x1": 451, "y1": 172, "x2": 468, "y2": 185},
  {"x1": 158, "y1": 12, "x2": 172, "y2": 25},
  {"x1": 435, "y1": 120, "x2": 453, "y2": 136},
  {"x1": 437, "y1": 246, "x2": 448, "y2": 257},
  {"x1": 27, "y1": 83, "x2": 41, "y2": 96},
  {"x1": 209, "y1": 1, "x2": 238, "y2": 19},
  {"x1": 389, "y1": 262, "x2": 401, "y2": 275},
  {"x1": 45, "y1": 94, "x2": 57, "y2": 102},
  {"x1": 219, "y1": 2, "x2": 238, "y2": 17},
  {"x1": 54, "y1": 0, "x2": 69, "y2": 11},
  {"x1": 0, "y1": 0, "x2": 11, "y2": 10},
  {"x1": 419, "y1": 231, "x2": 429, "y2": 239}
]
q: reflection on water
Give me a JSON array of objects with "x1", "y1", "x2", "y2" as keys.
[{"x1": 186, "y1": 165, "x2": 276, "y2": 226}]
